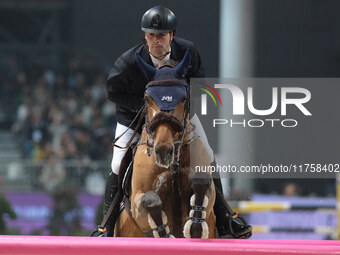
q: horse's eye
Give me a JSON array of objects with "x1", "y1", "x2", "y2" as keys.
[{"x1": 145, "y1": 96, "x2": 150, "y2": 104}]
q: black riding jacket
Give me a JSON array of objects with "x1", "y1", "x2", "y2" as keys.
[{"x1": 106, "y1": 36, "x2": 205, "y2": 128}]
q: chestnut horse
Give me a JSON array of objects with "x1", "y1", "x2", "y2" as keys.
[{"x1": 114, "y1": 50, "x2": 216, "y2": 238}]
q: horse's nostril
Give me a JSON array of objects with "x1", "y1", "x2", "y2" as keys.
[
  {"x1": 168, "y1": 147, "x2": 173, "y2": 159},
  {"x1": 155, "y1": 143, "x2": 174, "y2": 163}
]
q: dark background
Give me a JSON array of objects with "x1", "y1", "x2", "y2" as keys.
[
  {"x1": 252, "y1": 0, "x2": 340, "y2": 196},
  {"x1": 254, "y1": 0, "x2": 340, "y2": 77},
  {"x1": 71, "y1": 0, "x2": 220, "y2": 76},
  {"x1": 2, "y1": 0, "x2": 339, "y2": 76}
]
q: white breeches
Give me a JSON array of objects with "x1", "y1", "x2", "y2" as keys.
[{"x1": 111, "y1": 122, "x2": 140, "y2": 175}]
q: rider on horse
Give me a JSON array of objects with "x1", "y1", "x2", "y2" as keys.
[{"x1": 103, "y1": 5, "x2": 252, "y2": 238}]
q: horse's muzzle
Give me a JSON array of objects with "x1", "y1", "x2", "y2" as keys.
[{"x1": 154, "y1": 142, "x2": 175, "y2": 168}]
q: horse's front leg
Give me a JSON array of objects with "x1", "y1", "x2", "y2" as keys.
[
  {"x1": 183, "y1": 172, "x2": 215, "y2": 238},
  {"x1": 133, "y1": 191, "x2": 174, "y2": 238}
]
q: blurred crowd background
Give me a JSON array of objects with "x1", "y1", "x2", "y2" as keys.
[{"x1": 0, "y1": 56, "x2": 115, "y2": 162}]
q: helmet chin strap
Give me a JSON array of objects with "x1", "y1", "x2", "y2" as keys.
[{"x1": 142, "y1": 38, "x2": 171, "y2": 60}]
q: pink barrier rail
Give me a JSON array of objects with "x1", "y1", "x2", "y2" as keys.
[{"x1": 1, "y1": 236, "x2": 340, "y2": 255}]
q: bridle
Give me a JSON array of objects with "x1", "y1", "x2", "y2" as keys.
[
  {"x1": 138, "y1": 79, "x2": 191, "y2": 164},
  {"x1": 139, "y1": 78, "x2": 192, "y2": 231}
]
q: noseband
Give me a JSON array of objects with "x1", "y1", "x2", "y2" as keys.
[{"x1": 148, "y1": 112, "x2": 184, "y2": 133}]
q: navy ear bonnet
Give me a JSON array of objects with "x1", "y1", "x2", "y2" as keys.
[
  {"x1": 135, "y1": 49, "x2": 191, "y2": 81},
  {"x1": 136, "y1": 49, "x2": 191, "y2": 111},
  {"x1": 145, "y1": 81, "x2": 187, "y2": 111},
  {"x1": 153, "y1": 65, "x2": 182, "y2": 80}
]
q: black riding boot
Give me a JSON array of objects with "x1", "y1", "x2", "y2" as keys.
[
  {"x1": 104, "y1": 173, "x2": 120, "y2": 237},
  {"x1": 212, "y1": 164, "x2": 252, "y2": 239}
]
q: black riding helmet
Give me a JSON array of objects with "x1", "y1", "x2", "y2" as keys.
[{"x1": 141, "y1": 6, "x2": 176, "y2": 33}]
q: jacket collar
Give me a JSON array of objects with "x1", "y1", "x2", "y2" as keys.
[
  {"x1": 170, "y1": 38, "x2": 181, "y2": 62},
  {"x1": 140, "y1": 46, "x2": 154, "y2": 66}
]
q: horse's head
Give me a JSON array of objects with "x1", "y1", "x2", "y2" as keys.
[{"x1": 136, "y1": 50, "x2": 191, "y2": 168}]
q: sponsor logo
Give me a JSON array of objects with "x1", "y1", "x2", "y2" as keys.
[{"x1": 161, "y1": 96, "x2": 173, "y2": 102}]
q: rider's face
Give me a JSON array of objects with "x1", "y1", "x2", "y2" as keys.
[{"x1": 144, "y1": 32, "x2": 173, "y2": 58}]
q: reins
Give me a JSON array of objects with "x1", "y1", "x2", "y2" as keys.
[{"x1": 112, "y1": 104, "x2": 145, "y2": 149}]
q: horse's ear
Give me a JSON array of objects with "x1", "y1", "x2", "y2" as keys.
[
  {"x1": 135, "y1": 53, "x2": 156, "y2": 81},
  {"x1": 175, "y1": 49, "x2": 191, "y2": 78}
]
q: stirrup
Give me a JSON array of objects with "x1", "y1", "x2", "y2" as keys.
[
  {"x1": 219, "y1": 212, "x2": 252, "y2": 239},
  {"x1": 90, "y1": 226, "x2": 107, "y2": 237},
  {"x1": 227, "y1": 212, "x2": 252, "y2": 239}
]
